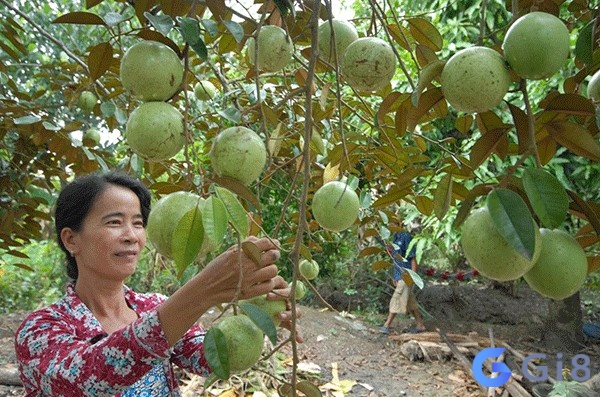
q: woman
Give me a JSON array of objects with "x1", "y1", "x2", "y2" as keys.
[{"x1": 15, "y1": 171, "x2": 296, "y2": 396}]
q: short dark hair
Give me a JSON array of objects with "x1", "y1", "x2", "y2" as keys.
[{"x1": 54, "y1": 171, "x2": 151, "y2": 280}]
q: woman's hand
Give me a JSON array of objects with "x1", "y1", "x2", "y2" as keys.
[
  {"x1": 265, "y1": 276, "x2": 304, "y2": 343},
  {"x1": 199, "y1": 236, "x2": 281, "y2": 305}
]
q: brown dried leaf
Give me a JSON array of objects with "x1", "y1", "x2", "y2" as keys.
[
  {"x1": 387, "y1": 23, "x2": 413, "y2": 51},
  {"x1": 371, "y1": 260, "x2": 390, "y2": 271},
  {"x1": 469, "y1": 128, "x2": 509, "y2": 168},
  {"x1": 377, "y1": 92, "x2": 409, "y2": 127},
  {"x1": 455, "y1": 114, "x2": 473, "y2": 134},
  {"x1": 407, "y1": 87, "x2": 444, "y2": 132},
  {"x1": 433, "y1": 173, "x2": 453, "y2": 219},
  {"x1": 88, "y1": 42, "x2": 113, "y2": 81},
  {"x1": 544, "y1": 93, "x2": 595, "y2": 117},
  {"x1": 546, "y1": 121, "x2": 600, "y2": 161},
  {"x1": 588, "y1": 256, "x2": 600, "y2": 274},
  {"x1": 407, "y1": 18, "x2": 443, "y2": 51},
  {"x1": 52, "y1": 11, "x2": 106, "y2": 25}
]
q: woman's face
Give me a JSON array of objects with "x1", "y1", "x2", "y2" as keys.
[{"x1": 65, "y1": 184, "x2": 147, "y2": 282}]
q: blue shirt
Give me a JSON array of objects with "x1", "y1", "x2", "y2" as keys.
[{"x1": 390, "y1": 232, "x2": 416, "y2": 281}]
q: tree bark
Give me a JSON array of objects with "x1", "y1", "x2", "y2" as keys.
[{"x1": 541, "y1": 292, "x2": 584, "y2": 352}]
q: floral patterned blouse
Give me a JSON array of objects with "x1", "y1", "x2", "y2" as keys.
[{"x1": 14, "y1": 283, "x2": 210, "y2": 396}]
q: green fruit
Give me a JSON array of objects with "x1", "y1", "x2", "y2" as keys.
[
  {"x1": 82, "y1": 128, "x2": 101, "y2": 146},
  {"x1": 317, "y1": 19, "x2": 359, "y2": 63},
  {"x1": 240, "y1": 294, "x2": 286, "y2": 326},
  {"x1": 523, "y1": 229, "x2": 588, "y2": 300},
  {"x1": 194, "y1": 80, "x2": 218, "y2": 101},
  {"x1": 247, "y1": 25, "x2": 294, "y2": 72},
  {"x1": 125, "y1": 102, "x2": 185, "y2": 161},
  {"x1": 78, "y1": 91, "x2": 97, "y2": 113},
  {"x1": 215, "y1": 315, "x2": 264, "y2": 372},
  {"x1": 441, "y1": 46, "x2": 511, "y2": 113},
  {"x1": 209, "y1": 126, "x2": 267, "y2": 186},
  {"x1": 294, "y1": 280, "x2": 307, "y2": 300},
  {"x1": 502, "y1": 12, "x2": 570, "y2": 80},
  {"x1": 146, "y1": 191, "x2": 203, "y2": 259},
  {"x1": 587, "y1": 70, "x2": 600, "y2": 101},
  {"x1": 311, "y1": 181, "x2": 360, "y2": 232},
  {"x1": 341, "y1": 37, "x2": 396, "y2": 92},
  {"x1": 120, "y1": 40, "x2": 184, "y2": 101},
  {"x1": 299, "y1": 259, "x2": 319, "y2": 280},
  {"x1": 461, "y1": 207, "x2": 541, "y2": 282}
]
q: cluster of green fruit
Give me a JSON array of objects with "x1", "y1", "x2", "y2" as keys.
[
  {"x1": 206, "y1": 258, "x2": 320, "y2": 377},
  {"x1": 461, "y1": 205, "x2": 588, "y2": 300},
  {"x1": 120, "y1": 40, "x2": 186, "y2": 161},
  {"x1": 120, "y1": 40, "x2": 268, "y2": 187},
  {"x1": 441, "y1": 12, "x2": 571, "y2": 114},
  {"x1": 77, "y1": 91, "x2": 102, "y2": 146},
  {"x1": 246, "y1": 20, "x2": 396, "y2": 93}
]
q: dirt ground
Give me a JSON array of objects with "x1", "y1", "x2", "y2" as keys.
[{"x1": 0, "y1": 282, "x2": 599, "y2": 397}]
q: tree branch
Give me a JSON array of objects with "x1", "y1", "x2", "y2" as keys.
[{"x1": 0, "y1": 0, "x2": 110, "y2": 96}]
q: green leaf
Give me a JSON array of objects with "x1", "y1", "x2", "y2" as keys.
[
  {"x1": 223, "y1": 20, "x2": 244, "y2": 43},
  {"x1": 114, "y1": 107, "x2": 128, "y2": 125},
  {"x1": 100, "y1": 101, "x2": 116, "y2": 117},
  {"x1": 405, "y1": 268, "x2": 424, "y2": 289},
  {"x1": 239, "y1": 302, "x2": 278, "y2": 345},
  {"x1": 574, "y1": 20, "x2": 594, "y2": 66},
  {"x1": 103, "y1": 12, "x2": 124, "y2": 27},
  {"x1": 200, "y1": 19, "x2": 219, "y2": 37},
  {"x1": 144, "y1": 12, "x2": 174, "y2": 36},
  {"x1": 178, "y1": 17, "x2": 207, "y2": 59},
  {"x1": 486, "y1": 189, "x2": 537, "y2": 261},
  {"x1": 217, "y1": 107, "x2": 242, "y2": 123},
  {"x1": 202, "y1": 196, "x2": 228, "y2": 245},
  {"x1": 346, "y1": 175, "x2": 359, "y2": 190},
  {"x1": 172, "y1": 205, "x2": 204, "y2": 278},
  {"x1": 214, "y1": 186, "x2": 249, "y2": 238},
  {"x1": 522, "y1": 168, "x2": 569, "y2": 228},
  {"x1": 42, "y1": 121, "x2": 60, "y2": 131},
  {"x1": 203, "y1": 327, "x2": 230, "y2": 379},
  {"x1": 13, "y1": 115, "x2": 40, "y2": 125},
  {"x1": 202, "y1": 373, "x2": 220, "y2": 391}
]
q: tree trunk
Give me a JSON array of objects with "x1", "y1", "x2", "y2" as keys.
[{"x1": 541, "y1": 292, "x2": 584, "y2": 352}]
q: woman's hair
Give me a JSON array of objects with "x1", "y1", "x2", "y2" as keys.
[{"x1": 54, "y1": 171, "x2": 151, "y2": 280}]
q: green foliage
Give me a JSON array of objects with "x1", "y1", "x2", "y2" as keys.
[{"x1": 0, "y1": 240, "x2": 66, "y2": 314}]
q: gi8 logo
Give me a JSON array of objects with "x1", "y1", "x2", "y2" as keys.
[{"x1": 472, "y1": 348, "x2": 591, "y2": 387}]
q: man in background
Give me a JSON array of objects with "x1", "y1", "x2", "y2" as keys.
[{"x1": 379, "y1": 222, "x2": 426, "y2": 335}]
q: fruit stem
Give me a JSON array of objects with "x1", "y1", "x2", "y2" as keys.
[
  {"x1": 520, "y1": 79, "x2": 542, "y2": 168},
  {"x1": 478, "y1": 0, "x2": 488, "y2": 46}
]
